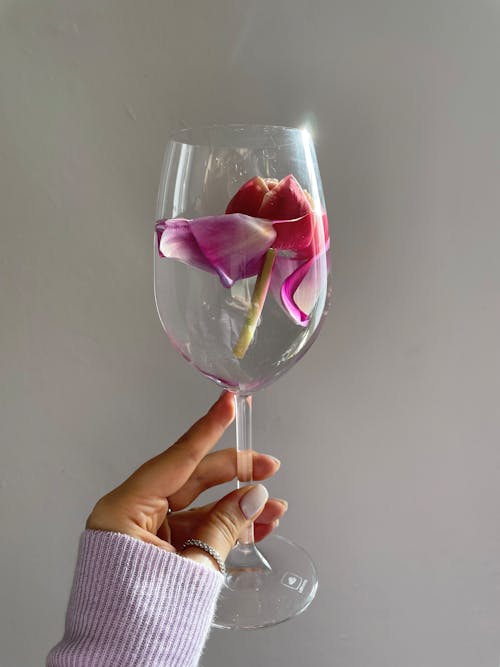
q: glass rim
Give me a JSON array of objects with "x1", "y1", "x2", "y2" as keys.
[{"x1": 168, "y1": 123, "x2": 309, "y2": 148}]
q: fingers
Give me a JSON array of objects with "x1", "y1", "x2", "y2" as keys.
[
  {"x1": 181, "y1": 485, "x2": 270, "y2": 569},
  {"x1": 167, "y1": 497, "x2": 287, "y2": 549},
  {"x1": 167, "y1": 450, "x2": 281, "y2": 511},
  {"x1": 252, "y1": 499, "x2": 288, "y2": 542},
  {"x1": 254, "y1": 520, "x2": 279, "y2": 543},
  {"x1": 130, "y1": 392, "x2": 235, "y2": 497},
  {"x1": 253, "y1": 497, "x2": 288, "y2": 524}
]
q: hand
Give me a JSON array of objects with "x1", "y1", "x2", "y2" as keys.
[{"x1": 86, "y1": 392, "x2": 287, "y2": 573}]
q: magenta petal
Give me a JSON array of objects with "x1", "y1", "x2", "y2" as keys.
[
  {"x1": 156, "y1": 219, "x2": 216, "y2": 275},
  {"x1": 273, "y1": 238, "x2": 330, "y2": 326},
  {"x1": 190, "y1": 214, "x2": 276, "y2": 287},
  {"x1": 280, "y1": 257, "x2": 316, "y2": 326}
]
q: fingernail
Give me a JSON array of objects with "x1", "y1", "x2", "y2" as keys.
[
  {"x1": 240, "y1": 484, "x2": 269, "y2": 519},
  {"x1": 276, "y1": 498, "x2": 288, "y2": 510},
  {"x1": 270, "y1": 456, "x2": 281, "y2": 468}
]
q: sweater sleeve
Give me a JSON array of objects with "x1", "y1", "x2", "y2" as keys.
[{"x1": 47, "y1": 530, "x2": 224, "y2": 667}]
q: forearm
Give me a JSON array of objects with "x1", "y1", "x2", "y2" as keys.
[{"x1": 47, "y1": 530, "x2": 223, "y2": 667}]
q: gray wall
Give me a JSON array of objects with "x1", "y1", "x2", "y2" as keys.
[{"x1": 1, "y1": 1, "x2": 500, "y2": 665}]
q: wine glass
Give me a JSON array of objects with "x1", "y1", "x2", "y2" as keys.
[{"x1": 154, "y1": 124, "x2": 331, "y2": 629}]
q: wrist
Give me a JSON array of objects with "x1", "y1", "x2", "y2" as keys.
[{"x1": 181, "y1": 546, "x2": 220, "y2": 572}]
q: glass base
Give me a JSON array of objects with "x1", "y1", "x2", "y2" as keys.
[{"x1": 212, "y1": 534, "x2": 318, "y2": 630}]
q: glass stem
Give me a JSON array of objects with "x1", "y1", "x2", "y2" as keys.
[{"x1": 235, "y1": 393, "x2": 255, "y2": 545}]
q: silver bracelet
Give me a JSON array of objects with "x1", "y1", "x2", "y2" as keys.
[{"x1": 181, "y1": 538, "x2": 226, "y2": 576}]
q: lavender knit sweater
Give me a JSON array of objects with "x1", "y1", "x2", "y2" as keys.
[{"x1": 47, "y1": 530, "x2": 224, "y2": 667}]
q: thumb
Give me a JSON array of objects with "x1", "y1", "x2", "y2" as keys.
[{"x1": 181, "y1": 484, "x2": 269, "y2": 572}]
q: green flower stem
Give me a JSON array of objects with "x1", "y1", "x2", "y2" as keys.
[{"x1": 233, "y1": 248, "x2": 276, "y2": 360}]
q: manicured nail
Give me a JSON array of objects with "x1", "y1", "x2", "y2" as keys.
[
  {"x1": 270, "y1": 456, "x2": 281, "y2": 467},
  {"x1": 240, "y1": 484, "x2": 269, "y2": 519}
]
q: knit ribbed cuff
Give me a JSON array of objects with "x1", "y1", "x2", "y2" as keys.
[{"x1": 47, "y1": 530, "x2": 224, "y2": 667}]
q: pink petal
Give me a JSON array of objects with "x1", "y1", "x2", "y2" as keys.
[
  {"x1": 272, "y1": 213, "x2": 315, "y2": 251},
  {"x1": 280, "y1": 257, "x2": 316, "y2": 326},
  {"x1": 156, "y1": 215, "x2": 276, "y2": 287},
  {"x1": 156, "y1": 219, "x2": 216, "y2": 274},
  {"x1": 258, "y1": 174, "x2": 310, "y2": 221},
  {"x1": 258, "y1": 175, "x2": 314, "y2": 251},
  {"x1": 190, "y1": 214, "x2": 276, "y2": 287},
  {"x1": 293, "y1": 212, "x2": 330, "y2": 260},
  {"x1": 225, "y1": 176, "x2": 270, "y2": 216},
  {"x1": 271, "y1": 238, "x2": 331, "y2": 326}
]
